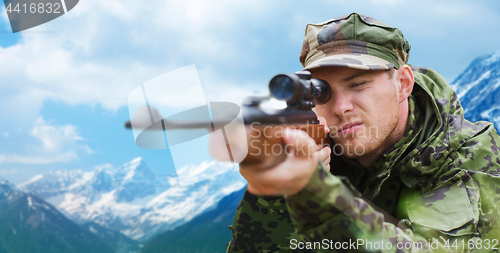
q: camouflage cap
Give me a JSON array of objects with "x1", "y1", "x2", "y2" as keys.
[{"x1": 299, "y1": 13, "x2": 411, "y2": 71}]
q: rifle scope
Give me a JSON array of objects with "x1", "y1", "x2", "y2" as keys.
[{"x1": 269, "y1": 70, "x2": 331, "y2": 107}]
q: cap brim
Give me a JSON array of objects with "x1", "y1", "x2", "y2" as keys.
[{"x1": 303, "y1": 54, "x2": 395, "y2": 71}]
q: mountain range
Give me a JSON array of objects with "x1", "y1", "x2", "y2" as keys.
[
  {"x1": 18, "y1": 158, "x2": 247, "y2": 243},
  {"x1": 450, "y1": 50, "x2": 500, "y2": 130},
  {"x1": 0, "y1": 178, "x2": 114, "y2": 253}
]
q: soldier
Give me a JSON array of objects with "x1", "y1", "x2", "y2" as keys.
[{"x1": 227, "y1": 13, "x2": 500, "y2": 252}]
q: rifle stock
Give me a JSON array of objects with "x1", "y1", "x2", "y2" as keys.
[{"x1": 241, "y1": 124, "x2": 330, "y2": 167}]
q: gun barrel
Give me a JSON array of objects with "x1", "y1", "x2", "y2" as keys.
[{"x1": 125, "y1": 118, "x2": 235, "y2": 131}]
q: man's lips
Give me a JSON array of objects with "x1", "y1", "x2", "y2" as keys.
[{"x1": 338, "y1": 122, "x2": 363, "y2": 135}]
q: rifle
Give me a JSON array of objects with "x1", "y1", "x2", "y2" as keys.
[{"x1": 125, "y1": 70, "x2": 332, "y2": 168}]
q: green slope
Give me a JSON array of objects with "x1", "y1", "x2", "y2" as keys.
[
  {"x1": 141, "y1": 186, "x2": 246, "y2": 253},
  {"x1": 0, "y1": 182, "x2": 114, "y2": 253}
]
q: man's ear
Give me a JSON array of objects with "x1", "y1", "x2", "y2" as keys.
[{"x1": 397, "y1": 65, "x2": 414, "y2": 103}]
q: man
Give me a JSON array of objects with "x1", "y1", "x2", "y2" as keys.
[{"x1": 226, "y1": 13, "x2": 500, "y2": 252}]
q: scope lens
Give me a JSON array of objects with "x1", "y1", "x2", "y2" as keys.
[{"x1": 269, "y1": 75, "x2": 295, "y2": 100}]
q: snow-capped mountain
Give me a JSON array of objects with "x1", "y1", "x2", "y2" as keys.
[
  {"x1": 18, "y1": 158, "x2": 247, "y2": 242},
  {"x1": 141, "y1": 186, "x2": 246, "y2": 253},
  {"x1": 450, "y1": 50, "x2": 500, "y2": 129}
]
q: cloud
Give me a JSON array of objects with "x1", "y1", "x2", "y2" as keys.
[
  {"x1": 0, "y1": 0, "x2": 282, "y2": 141},
  {"x1": 0, "y1": 167, "x2": 25, "y2": 175},
  {"x1": 369, "y1": 0, "x2": 409, "y2": 6},
  {"x1": 0, "y1": 117, "x2": 91, "y2": 164},
  {"x1": 31, "y1": 117, "x2": 83, "y2": 151},
  {"x1": 93, "y1": 163, "x2": 113, "y2": 170},
  {"x1": 2, "y1": 153, "x2": 78, "y2": 164},
  {"x1": 1, "y1": 0, "x2": 498, "y2": 119}
]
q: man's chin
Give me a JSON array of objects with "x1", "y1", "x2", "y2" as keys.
[
  {"x1": 330, "y1": 139, "x2": 369, "y2": 158},
  {"x1": 340, "y1": 152, "x2": 361, "y2": 160}
]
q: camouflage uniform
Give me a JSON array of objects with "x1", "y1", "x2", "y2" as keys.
[{"x1": 227, "y1": 13, "x2": 500, "y2": 252}]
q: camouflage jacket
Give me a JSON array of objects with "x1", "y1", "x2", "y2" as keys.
[{"x1": 226, "y1": 67, "x2": 500, "y2": 253}]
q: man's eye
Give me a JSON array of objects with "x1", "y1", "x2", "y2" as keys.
[{"x1": 350, "y1": 82, "x2": 366, "y2": 88}]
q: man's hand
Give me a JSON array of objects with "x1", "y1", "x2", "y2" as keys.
[
  {"x1": 318, "y1": 116, "x2": 331, "y2": 171},
  {"x1": 240, "y1": 126, "x2": 331, "y2": 197}
]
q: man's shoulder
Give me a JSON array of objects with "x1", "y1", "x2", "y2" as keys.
[
  {"x1": 410, "y1": 66, "x2": 455, "y2": 102},
  {"x1": 396, "y1": 65, "x2": 499, "y2": 185}
]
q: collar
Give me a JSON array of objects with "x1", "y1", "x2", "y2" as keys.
[{"x1": 361, "y1": 95, "x2": 424, "y2": 197}]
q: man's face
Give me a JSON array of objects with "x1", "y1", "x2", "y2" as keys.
[{"x1": 312, "y1": 66, "x2": 401, "y2": 159}]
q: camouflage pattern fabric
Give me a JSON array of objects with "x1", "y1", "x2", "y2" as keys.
[
  {"x1": 226, "y1": 67, "x2": 500, "y2": 252},
  {"x1": 226, "y1": 190, "x2": 311, "y2": 252},
  {"x1": 299, "y1": 13, "x2": 411, "y2": 71}
]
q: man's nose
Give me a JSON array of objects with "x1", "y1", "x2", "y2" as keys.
[{"x1": 331, "y1": 92, "x2": 354, "y2": 115}]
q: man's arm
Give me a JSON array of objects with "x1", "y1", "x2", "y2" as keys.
[{"x1": 239, "y1": 128, "x2": 500, "y2": 252}]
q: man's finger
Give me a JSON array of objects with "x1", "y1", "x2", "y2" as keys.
[
  {"x1": 317, "y1": 116, "x2": 330, "y2": 134},
  {"x1": 319, "y1": 145, "x2": 331, "y2": 163},
  {"x1": 283, "y1": 128, "x2": 318, "y2": 158}
]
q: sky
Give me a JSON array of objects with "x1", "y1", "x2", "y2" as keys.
[{"x1": 0, "y1": 0, "x2": 500, "y2": 185}]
